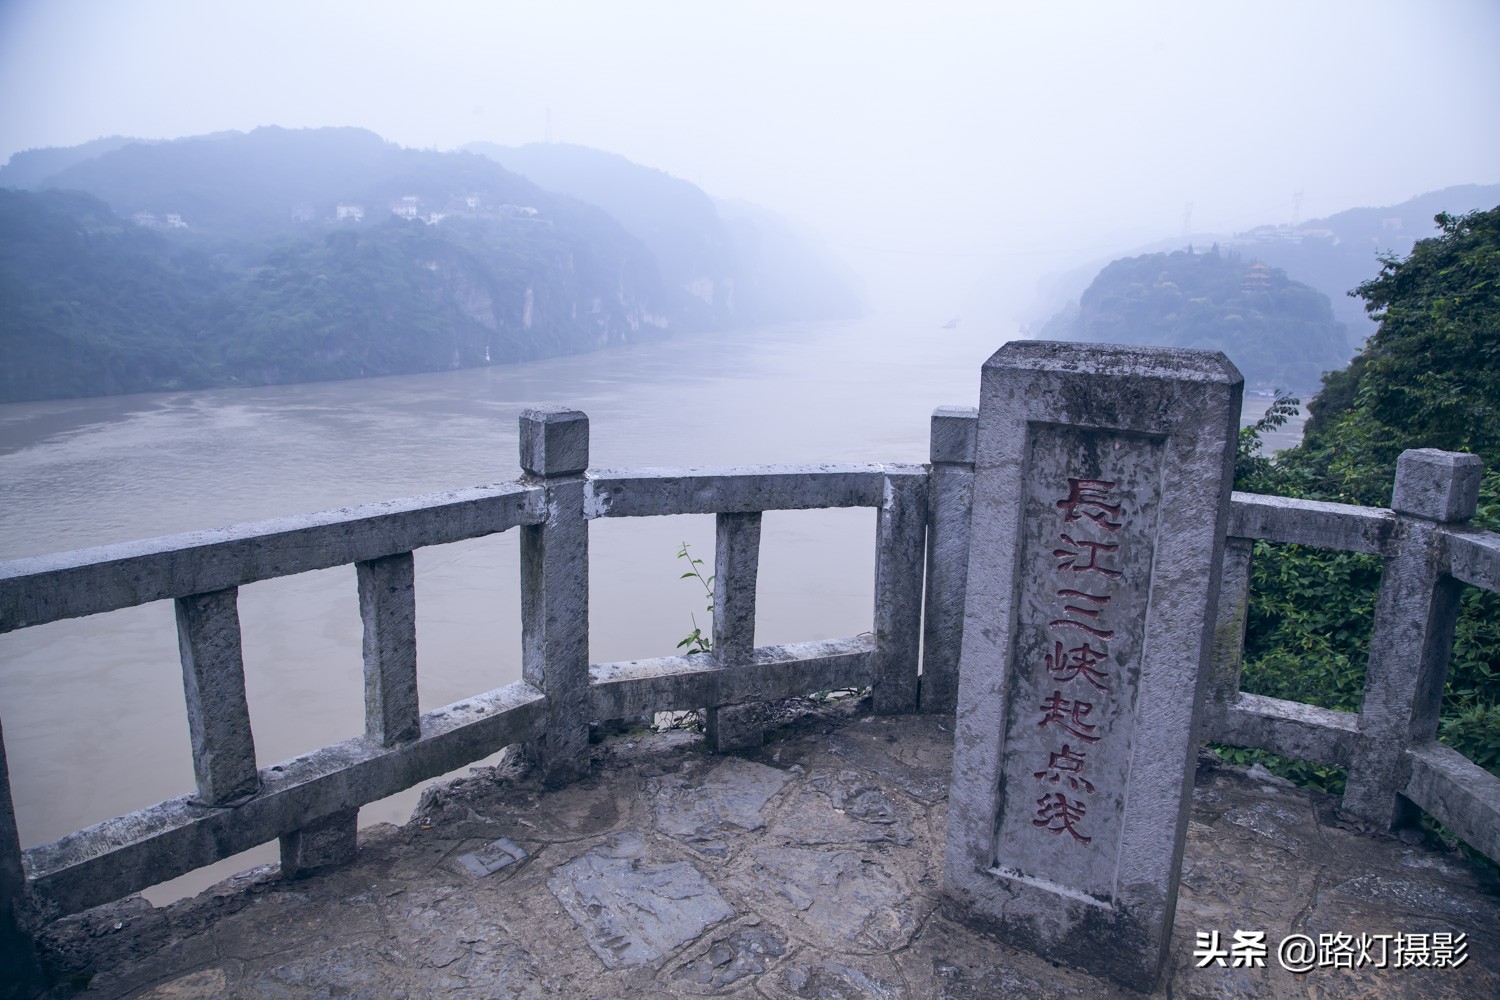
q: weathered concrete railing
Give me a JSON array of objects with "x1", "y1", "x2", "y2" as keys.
[
  {"x1": 0, "y1": 407, "x2": 927, "y2": 959},
  {"x1": 1210, "y1": 449, "x2": 1500, "y2": 863},
  {"x1": 933, "y1": 342, "x2": 1496, "y2": 992},
  {"x1": 2, "y1": 397, "x2": 1497, "y2": 989},
  {"x1": 930, "y1": 408, "x2": 1500, "y2": 868}
]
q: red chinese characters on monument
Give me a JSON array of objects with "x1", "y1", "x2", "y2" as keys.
[{"x1": 1032, "y1": 477, "x2": 1127, "y2": 846}]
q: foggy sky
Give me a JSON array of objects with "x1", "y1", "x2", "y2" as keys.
[{"x1": 2, "y1": 0, "x2": 1497, "y2": 318}]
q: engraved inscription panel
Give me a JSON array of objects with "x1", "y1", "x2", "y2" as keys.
[{"x1": 991, "y1": 424, "x2": 1163, "y2": 902}]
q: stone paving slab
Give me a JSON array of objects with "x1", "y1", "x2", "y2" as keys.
[{"x1": 30, "y1": 701, "x2": 1500, "y2": 998}]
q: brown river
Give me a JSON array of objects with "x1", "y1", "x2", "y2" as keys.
[{"x1": 0, "y1": 316, "x2": 1307, "y2": 902}]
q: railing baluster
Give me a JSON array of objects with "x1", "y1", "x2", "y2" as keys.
[
  {"x1": 872, "y1": 469, "x2": 928, "y2": 714},
  {"x1": 520, "y1": 407, "x2": 592, "y2": 786},
  {"x1": 357, "y1": 553, "x2": 420, "y2": 746},
  {"x1": 706, "y1": 511, "x2": 763, "y2": 750},
  {"x1": 0, "y1": 716, "x2": 43, "y2": 994},
  {"x1": 1206, "y1": 536, "x2": 1255, "y2": 721},
  {"x1": 279, "y1": 806, "x2": 359, "y2": 880},
  {"x1": 1343, "y1": 449, "x2": 1483, "y2": 828},
  {"x1": 921, "y1": 406, "x2": 977, "y2": 713},
  {"x1": 175, "y1": 588, "x2": 259, "y2": 805}
]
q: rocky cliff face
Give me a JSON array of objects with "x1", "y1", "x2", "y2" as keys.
[{"x1": 0, "y1": 129, "x2": 676, "y2": 401}]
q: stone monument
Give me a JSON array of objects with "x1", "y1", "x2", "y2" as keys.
[{"x1": 943, "y1": 341, "x2": 1242, "y2": 991}]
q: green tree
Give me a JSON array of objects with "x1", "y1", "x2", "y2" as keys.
[{"x1": 1235, "y1": 206, "x2": 1500, "y2": 789}]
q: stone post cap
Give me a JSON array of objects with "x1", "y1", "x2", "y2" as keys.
[
  {"x1": 1391, "y1": 449, "x2": 1483, "y2": 522},
  {"x1": 930, "y1": 406, "x2": 979, "y2": 465},
  {"x1": 983, "y1": 340, "x2": 1243, "y2": 385},
  {"x1": 520, "y1": 407, "x2": 590, "y2": 477}
]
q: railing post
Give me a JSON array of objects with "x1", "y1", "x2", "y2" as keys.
[
  {"x1": 921, "y1": 406, "x2": 977, "y2": 713},
  {"x1": 175, "y1": 588, "x2": 259, "y2": 805},
  {"x1": 280, "y1": 807, "x2": 359, "y2": 880},
  {"x1": 1, "y1": 717, "x2": 43, "y2": 999},
  {"x1": 872, "y1": 468, "x2": 928, "y2": 714},
  {"x1": 357, "y1": 553, "x2": 420, "y2": 746},
  {"x1": 278, "y1": 553, "x2": 421, "y2": 880},
  {"x1": 1343, "y1": 449, "x2": 1483, "y2": 828},
  {"x1": 706, "y1": 512, "x2": 764, "y2": 750},
  {"x1": 519, "y1": 406, "x2": 592, "y2": 786},
  {"x1": 1205, "y1": 536, "x2": 1255, "y2": 723}
]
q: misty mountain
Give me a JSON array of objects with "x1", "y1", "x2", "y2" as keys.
[
  {"x1": 0, "y1": 135, "x2": 146, "y2": 189},
  {"x1": 465, "y1": 142, "x2": 862, "y2": 327},
  {"x1": 1029, "y1": 184, "x2": 1500, "y2": 351},
  {"x1": 1234, "y1": 184, "x2": 1500, "y2": 349},
  {"x1": 1035, "y1": 247, "x2": 1349, "y2": 392},
  {"x1": 0, "y1": 127, "x2": 673, "y2": 402}
]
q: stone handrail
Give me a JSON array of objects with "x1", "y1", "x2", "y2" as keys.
[
  {"x1": 0, "y1": 407, "x2": 927, "y2": 932},
  {"x1": 1, "y1": 404, "x2": 1497, "y2": 979},
  {"x1": 926, "y1": 409, "x2": 1498, "y2": 866},
  {"x1": 1210, "y1": 467, "x2": 1500, "y2": 865}
]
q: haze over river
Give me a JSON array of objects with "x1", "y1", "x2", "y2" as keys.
[{"x1": 0, "y1": 317, "x2": 1306, "y2": 902}]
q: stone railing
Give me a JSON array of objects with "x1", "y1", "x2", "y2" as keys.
[
  {"x1": 927, "y1": 407, "x2": 1500, "y2": 867},
  {"x1": 2, "y1": 403, "x2": 1498, "y2": 976},
  {"x1": 1209, "y1": 450, "x2": 1500, "y2": 862},
  {"x1": 0, "y1": 407, "x2": 929, "y2": 935}
]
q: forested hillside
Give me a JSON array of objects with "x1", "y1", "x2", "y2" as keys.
[
  {"x1": 1233, "y1": 206, "x2": 1500, "y2": 792},
  {"x1": 0, "y1": 127, "x2": 856, "y2": 403},
  {"x1": 1036, "y1": 246, "x2": 1350, "y2": 391},
  {"x1": 1026, "y1": 184, "x2": 1500, "y2": 350},
  {"x1": 466, "y1": 142, "x2": 862, "y2": 327}
]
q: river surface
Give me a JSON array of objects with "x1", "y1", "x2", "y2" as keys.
[{"x1": 0, "y1": 316, "x2": 1306, "y2": 902}]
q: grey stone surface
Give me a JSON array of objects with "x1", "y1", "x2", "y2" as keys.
[
  {"x1": 666, "y1": 925, "x2": 786, "y2": 989},
  {"x1": 921, "y1": 407, "x2": 978, "y2": 715},
  {"x1": 741, "y1": 845, "x2": 921, "y2": 953},
  {"x1": 1340, "y1": 451, "x2": 1482, "y2": 832},
  {"x1": 174, "y1": 589, "x2": 259, "y2": 806},
  {"x1": 707, "y1": 511, "x2": 765, "y2": 750},
  {"x1": 711, "y1": 511, "x2": 761, "y2": 664},
  {"x1": 1445, "y1": 526, "x2": 1500, "y2": 591},
  {"x1": 872, "y1": 470, "x2": 927, "y2": 715},
  {"x1": 546, "y1": 831, "x2": 734, "y2": 969},
  {"x1": 1, "y1": 716, "x2": 43, "y2": 997},
  {"x1": 929, "y1": 405, "x2": 979, "y2": 465},
  {"x1": 23, "y1": 681, "x2": 545, "y2": 917},
  {"x1": 649, "y1": 756, "x2": 790, "y2": 856},
  {"x1": 1206, "y1": 536, "x2": 1253, "y2": 713},
  {"x1": 1227, "y1": 491, "x2": 1394, "y2": 554},
  {"x1": 946, "y1": 341, "x2": 1243, "y2": 991},
  {"x1": 766, "y1": 769, "x2": 916, "y2": 847},
  {"x1": 277, "y1": 807, "x2": 357, "y2": 880},
  {"x1": 586, "y1": 637, "x2": 878, "y2": 721},
  {"x1": 1209, "y1": 692, "x2": 1359, "y2": 768},
  {"x1": 518, "y1": 405, "x2": 589, "y2": 478},
  {"x1": 584, "y1": 465, "x2": 900, "y2": 517},
  {"x1": 356, "y1": 552, "x2": 419, "y2": 747},
  {"x1": 1344, "y1": 516, "x2": 1462, "y2": 828},
  {"x1": 455, "y1": 836, "x2": 528, "y2": 877},
  {"x1": 24, "y1": 706, "x2": 1500, "y2": 999},
  {"x1": 1404, "y1": 742, "x2": 1500, "y2": 864},
  {"x1": 0, "y1": 483, "x2": 540, "y2": 633},
  {"x1": 520, "y1": 420, "x2": 591, "y2": 787},
  {"x1": 1390, "y1": 449, "x2": 1483, "y2": 523}
]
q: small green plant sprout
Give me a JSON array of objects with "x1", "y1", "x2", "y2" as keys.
[{"x1": 676, "y1": 541, "x2": 713, "y2": 655}]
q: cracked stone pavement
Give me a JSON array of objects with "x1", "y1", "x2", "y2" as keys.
[{"x1": 30, "y1": 702, "x2": 1500, "y2": 998}]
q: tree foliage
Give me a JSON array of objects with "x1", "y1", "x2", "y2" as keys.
[
  {"x1": 1233, "y1": 206, "x2": 1500, "y2": 787},
  {"x1": 1040, "y1": 246, "x2": 1351, "y2": 392}
]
